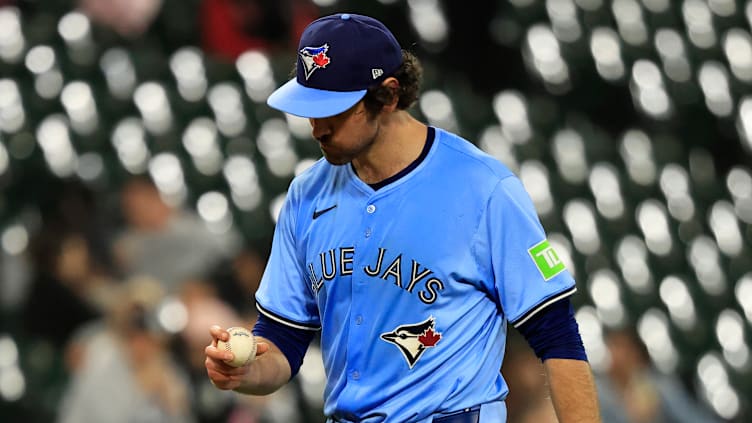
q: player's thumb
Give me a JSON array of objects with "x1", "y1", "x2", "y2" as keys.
[{"x1": 255, "y1": 341, "x2": 270, "y2": 358}]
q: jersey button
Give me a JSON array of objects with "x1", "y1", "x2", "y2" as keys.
[
  {"x1": 352, "y1": 371, "x2": 360, "y2": 380},
  {"x1": 355, "y1": 315, "x2": 363, "y2": 325},
  {"x1": 366, "y1": 204, "x2": 376, "y2": 213},
  {"x1": 365, "y1": 228, "x2": 372, "y2": 238}
]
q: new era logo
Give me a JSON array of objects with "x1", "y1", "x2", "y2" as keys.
[
  {"x1": 528, "y1": 240, "x2": 566, "y2": 281},
  {"x1": 372, "y1": 68, "x2": 384, "y2": 79}
]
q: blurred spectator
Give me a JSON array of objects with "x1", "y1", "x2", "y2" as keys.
[
  {"x1": 208, "y1": 247, "x2": 266, "y2": 316},
  {"x1": 596, "y1": 327, "x2": 720, "y2": 423},
  {"x1": 113, "y1": 176, "x2": 241, "y2": 293},
  {"x1": 79, "y1": 0, "x2": 163, "y2": 38},
  {"x1": 21, "y1": 223, "x2": 111, "y2": 349},
  {"x1": 58, "y1": 276, "x2": 195, "y2": 423},
  {"x1": 200, "y1": 0, "x2": 319, "y2": 61}
]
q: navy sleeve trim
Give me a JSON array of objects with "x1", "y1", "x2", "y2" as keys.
[
  {"x1": 517, "y1": 296, "x2": 588, "y2": 362},
  {"x1": 253, "y1": 313, "x2": 315, "y2": 379},
  {"x1": 255, "y1": 302, "x2": 321, "y2": 331},
  {"x1": 510, "y1": 286, "x2": 577, "y2": 328}
]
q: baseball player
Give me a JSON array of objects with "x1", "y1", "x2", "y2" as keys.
[{"x1": 205, "y1": 13, "x2": 601, "y2": 423}]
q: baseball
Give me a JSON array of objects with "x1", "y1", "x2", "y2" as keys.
[{"x1": 217, "y1": 326, "x2": 257, "y2": 367}]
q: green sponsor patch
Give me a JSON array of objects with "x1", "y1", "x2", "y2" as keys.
[{"x1": 528, "y1": 240, "x2": 566, "y2": 281}]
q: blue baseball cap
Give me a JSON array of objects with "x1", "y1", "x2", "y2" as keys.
[{"x1": 267, "y1": 13, "x2": 403, "y2": 118}]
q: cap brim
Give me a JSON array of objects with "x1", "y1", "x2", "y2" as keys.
[{"x1": 267, "y1": 79, "x2": 367, "y2": 119}]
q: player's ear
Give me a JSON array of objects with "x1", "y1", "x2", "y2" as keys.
[{"x1": 380, "y1": 77, "x2": 400, "y2": 112}]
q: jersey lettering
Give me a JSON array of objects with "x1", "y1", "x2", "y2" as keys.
[{"x1": 309, "y1": 246, "x2": 445, "y2": 304}]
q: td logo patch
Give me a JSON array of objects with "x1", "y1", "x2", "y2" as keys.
[
  {"x1": 380, "y1": 317, "x2": 441, "y2": 369},
  {"x1": 528, "y1": 239, "x2": 566, "y2": 281}
]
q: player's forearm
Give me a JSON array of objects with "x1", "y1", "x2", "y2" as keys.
[
  {"x1": 234, "y1": 337, "x2": 292, "y2": 395},
  {"x1": 544, "y1": 358, "x2": 601, "y2": 423}
]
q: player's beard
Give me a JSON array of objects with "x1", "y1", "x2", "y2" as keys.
[{"x1": 317, "y1": 120, "x2": 380, "y2": 166}]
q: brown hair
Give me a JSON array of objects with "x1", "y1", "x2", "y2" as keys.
[{"x1": 363, "y1": 50, "x2": 423, "y2": 117}]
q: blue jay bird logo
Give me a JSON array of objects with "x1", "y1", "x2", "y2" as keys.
[
  {"x1": 299, "y1": 44, "x2": 331, "y2": 80},
  {"x1": 381, "y1": 317, "x2": 442, "y2": 368}
]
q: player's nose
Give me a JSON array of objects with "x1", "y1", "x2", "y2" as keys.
[{"x1": 310, "y1": 117, "x2": 331, "y2": 141}]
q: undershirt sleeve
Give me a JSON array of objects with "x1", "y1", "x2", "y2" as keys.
[
  {"x1": 516, "y1": 297, "x2": 588, "y2": 361},
  {"x1": 252, "y1": 313, "x2": 316, "y2": 379}
]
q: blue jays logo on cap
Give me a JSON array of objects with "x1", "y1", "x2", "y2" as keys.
[{"x1": 299, "y1": 44, "x2": 331, "y2": 80}]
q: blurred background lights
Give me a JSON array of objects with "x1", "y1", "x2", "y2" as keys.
[
  {"x1": 546, "y1": 0, "x2": 582, "y2": 43},
  {"x1": 659, "y1": 164, "x2": 695, "y2": 222},
  {"x1": 630, "y1": 60, "x2": 672, "y2": 119},
  {"x1": 523, "y1": 24, "x2": 570, "y2": 93},
  {"x1": 493, "y1": 90, "x2": 532, "y2": 144},
  {"x1": 637, "y1": 308, "x2": 679, "y2": 373},
  {"x1": 519, "y1": 160, "x2": 555, "y2": 217},
  {"x1": 715, "y1": 309, "x2": 750, "y2": 370},
  {"x1": 479, "y1": 125, "x2": 518, "y2": 172},
  {"x1": 699, "y1": 62, "x2": 734, "y2": 117},
  {"x1": 100, "y1": 48, "x2": 137, "y2": 100},
  {"x1": 197, "y1": 191, "x2": 233, "y2": 234},
  {"x1": 612, "y1": 0, "x2": 648, "y2": 46},
  {"x1": 654, "y1": 29, "x2": 692, "y2": 83},
  {"x1": 737, "y1": 96, "x2": 752, "y2": 151},
  {"x1": 726, "y1": 166, "x2": 752, "y2": 223},
  {"x1": 697, "y1": 353, "x2": 740, "y2": 420},
  {"x1": 636, "y1": 199, "x2": 673, "y2": 255},
  {"x1": 0, "y1": 7, "x2": 24, "y2": 64},
  {"x1": 659, "y1": 275, "x2": 698, "y2": 332},
  {"x1": 640, "y1": 0, "x2": 670, "y2": 14},
  {"x1": 682, "y1": 0, "x2": 717, "y2": 49},
  {"x1": 590, "y1": 28, "x2": 625, "y2": 81},
  {"x1": 588, "y1": 269, "x2": 626, "y2": 328},
  {"x1": 0, "y1": 139, "x2": 8, "y2": 177},
  {"x1": 419, "y1": 90, "x2": 458, "y2": 133},
  {"x1": 170, "y1": 47, "x2": 208, "y2": 102},
  {"x1": 257, "y1": 118, "x2": 298, "y2": 178},
  {"x1": 1, "y1": 224, "x2": 28, "y2": 256},
  {"x1": 723, "y1": 29, "x2": 752, "y2": 83},
  {"x1": 688, "y1": 235, "x2": 727, "y2": 296},
  {"x1": 133, "y1": 82, "x2": 174, "y2": 136},
  {"x1": 563, "y1": 199, "x2": 601, "y2": 255},
  {"x1": 736, "y1": 273, "x2": 752, "y2": 324},
  {"x1": 156, "y1": 297, "x2": 189, "y2": 334},
  {"x1": 148, "y1": 153, "x2": 187, "y2": 205},
  {"x1": 111, "y1": 117, "x2": 151, "y2": 174},
  {"x1": 36, "y1": 115, "x2": 78, "y2": 178},
  {"x1": 620, "y1": 129, "x2": 657, "y2": 186},
  {"x1": 236, "y1": 50, "x2": 276, "y2": 103},
  {"x1": 182, "y1": 117, "x2": 223, "y2": 176},
  {"x1": 588, "y1": 163, "x2": 625, "y2": 220},
  {"x1": 223, "y1": 155, "x2": 262, "y2": 211},
  {"x1": 57, "y1": 11, "x2": 95, "y2": 65},
  {"x1": 708, "y1": 200, "x2": 743, "y2": 256},
  {"x1": 0, "y1": 79, "x2": 25, "y2": 133},
  {"x1": 708, "y1": 0, "x2": 736, "y2": 17},
  {"x1": 407, "y1": 0, "x2": 448, "y2": 47},
  {"x1": 575, "y1": 306, "x2": 608, "y2": 372},
  {"x1": 61, "y1": 81, "x2": 99, "y2": 135},
  {"x1": 552, "y1": 129, "x2": 588, "y2": 185},
  {"x1": 615, "y1": 235, "x2": 654, "y2": 294}
]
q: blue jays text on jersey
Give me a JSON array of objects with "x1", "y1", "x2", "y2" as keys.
[{"x1": 255, "y1": 127, "x2": 576, "y2": 422}]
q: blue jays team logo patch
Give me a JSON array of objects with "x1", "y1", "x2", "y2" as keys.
[
  {"x1": 299, "y1": 44, "x2": 331, "y2": 80},
  {"x1": 380, "y1": 317, "x2": 442, "y2": 369}
]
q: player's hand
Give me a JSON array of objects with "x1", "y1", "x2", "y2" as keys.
[{"x1": 204, "y1": 325, "x2": 269, "y2": 390}]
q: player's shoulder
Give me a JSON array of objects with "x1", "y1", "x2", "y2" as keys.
[
  {"x1": 433, "y1": 127, "x2": 515, "y2": 182},
  {"x1": 286, "y1": 157, "x2": 335, "y2": 197}
]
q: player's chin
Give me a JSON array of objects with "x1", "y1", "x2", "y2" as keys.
[{"x1": 321, "y1": 152, "x2": 351, "y2": 166}]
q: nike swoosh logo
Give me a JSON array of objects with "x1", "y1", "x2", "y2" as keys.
[{"x1": 312, "y1": 205, "x2": 337, "y2": 219}]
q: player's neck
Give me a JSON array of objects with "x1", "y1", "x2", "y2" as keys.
[{"x1": 352, "y1": 113, "x2": 427, "y2": 185}]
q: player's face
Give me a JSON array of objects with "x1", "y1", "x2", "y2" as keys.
[{"x1": 309, "y1": 100, "x2": 379, "y2": 165}]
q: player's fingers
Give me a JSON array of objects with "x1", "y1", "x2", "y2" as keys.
[
  {"x1": 209, "y1": 325, "x2": 229, "y2": 342},
  {"x1": 204, "y1": 350, "x2": 249, "y2": 376}
]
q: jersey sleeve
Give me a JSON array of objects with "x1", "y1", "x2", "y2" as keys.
[
  {"x1": 255, "y1": 188, "x2": 321, "y2": 331},
  {"x1": 480, "y1": 175, "x2": 576, "y2": 328}
]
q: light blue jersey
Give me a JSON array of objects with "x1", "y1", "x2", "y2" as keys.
[{"x1": 255, "y1": 127, "x2": 576, "y2": 422}]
